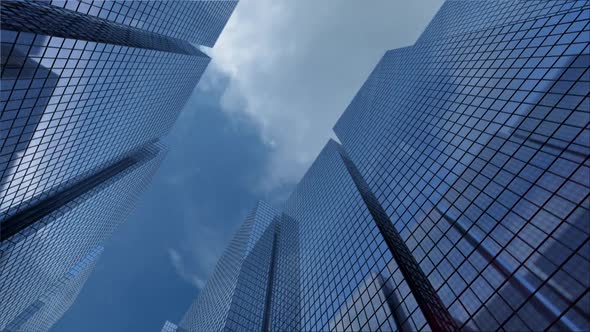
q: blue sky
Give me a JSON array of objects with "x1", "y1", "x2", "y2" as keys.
[
  {"x1": 52, "y1": 76, "x2": 290, "y2": 331},
  {"x1": 51, "y1": 1, "x2": 443, "y2": 330}
]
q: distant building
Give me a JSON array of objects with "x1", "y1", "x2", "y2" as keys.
[
  {"x1": 171, "y1": 1, "x2": 589, "y2": 331},
  {"x1": 0, "y1": 1, "x2": 237, "y2": 330},
  {"x1": 161, "y1": 320, "x2": 186, "y2": 332},
  {"x1": 176, "y1": 201, "x2": 279, "y2": 331},
  {"x1": 3, "y1": 246, "x2": 103, "y2": 332}
]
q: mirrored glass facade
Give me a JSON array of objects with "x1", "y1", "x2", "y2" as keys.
[
  {"x1": 1, "y1": 1, "x2": 236, "y2": 330},
  {"x1": 0, "y1": 144, "x2": 165, "y2": 330},
  {"x1": 175, "y1": 201, "x2": 279, "y2": 332},
  {"x1": 172, "y1": 202, "x2": 301, "y2": 332},
  {"x1": 334, "y1": 1, "x2": 590, "y2": 330},
  {"x1": 174, "y1": 1, "x2": 589, "y2": 331},
  {"x1": 1, "y1": 0, "x2": 214, "y2": 221},
  {"x1": 48, "y1": 0, "x2": 237, "y2": 47},
  {"x1": 3, "y1": 246, "x2": 103, "y2": 332}
]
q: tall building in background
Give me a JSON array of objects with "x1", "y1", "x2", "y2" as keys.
[
  {"x1": 3, "y1": 246, "x2": 103, "y2": 332},
  {"x1": 166, "y1": 201, "x2": 300, "y2": 332},
  {"x1": 179, "y1": 201, "x2": 278, "y2": 331},
  {"x1": 171, "y1": 1, "x2": 589, "y2": 331},
  {"x1": 0, "y1": 0, "x2": 237, "y2": 330}
]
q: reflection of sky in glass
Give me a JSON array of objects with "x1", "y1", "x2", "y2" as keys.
[
  {"x1": 5, "y1": 246, "x2": 103, "y2": 331},
  {"x1": 284, "y1": 141, "x2": 427, "y2": 331},
  {"x1": 0, "y1": 35, "x2": 54, "y2": 213},
  {"x1": 1, "y1": 1, "x2": 238, "y2": 330},
  {"x1": 0, "y1": 147, "x2": 162, "y2": 329},
  {"x1": 333, "y1": 1, "x2": 590, "y2": 330},
  {"x1": 156, "y1": 1, "x2": 589, "y2": 331},
  {"x1": 178, "y1": 201, "x2": 278, "y2": 331},
  {"x1": 0, "y1": 29, "x2": 209, "y2": 220},
  {"x1": 49, "y1": 0, "x2": 237, "y2": 47}
]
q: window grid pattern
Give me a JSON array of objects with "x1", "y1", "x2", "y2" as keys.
[
  {"x1": 174, "y1": 2, "x2": 588, "y2": 331},
  {"x1": 0, "y1": 29, "x2": 209, "y2": 222},
  {"x1": 418, "y1": 0, "x2": 587, "y2": 45},
  {"x1": 1, "y1": 0, "x2": 204, "y2": 56},
  {"x1": 334, "y1": 2, "x2": 589, "y2": 331},
  {"x1": 225, "y1": 223, "x2": 276, "y2": 332},
  {"x1": 269, "y1": 215, "x2": 300, "y2": 332},
  {"x1": 178, "y1": 202, "x2": 278, "y2": 332},
  {"x1": 161, "y1": 321, "x2": 180, "y2": 332},
  {"x1": 1, "y1": 1, "x2": 236, "y2": 329},
  {"x1": 49, "y1": 0, "x2": 237, "y2": 47},
  {"x1": 7, "y1": 246, "x2": 102, "y2": 332},
  {"x1": 284, "y1": 141, "x2": 427, "y2": 332},
  {"x1": 328, "y1": 272, "x2": 396, "y2": 332},
  {"x1": 0, "y1": 143, "x2": 163, "y2": 329}
]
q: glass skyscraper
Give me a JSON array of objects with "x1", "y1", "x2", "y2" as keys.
[
  {"x1": 172, "y1": 1, "x2": 589, "y2": 331},
  {"x1": 177, "y1": 201, "x2": 279, "y2": 331},
  {"x1": 0, "y1": 1, "x2": 236, "y2": 330},
  {"x1": 3, "y1": 246, "x2": 103, "y2": 332}
]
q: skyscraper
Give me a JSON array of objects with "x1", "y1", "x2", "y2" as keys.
[
  {"x1": 0, "y1": 0, "x2": 236, "y2": 221},
  {"x1": 1, "y1": 144, "x2": 164, "y2": 330},
  {"x1": 0, "y1": 1, "x2": 237, "y2": 330},
  {"x1": 3, "y1": 246, "x2": 103, "y2": 332},
  {"x1": 177, "y1": 201, "x2": 279, "y2": 331},
  {"x1": 172, "y1": 1, "x2": 589, "y2": 331}
]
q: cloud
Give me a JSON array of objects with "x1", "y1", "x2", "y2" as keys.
[
  {"x1": 203, "y1": 0, "x2": 444, "y2": 191},
  {"x1": 166, "y1": 203, "x2": 241, "y2": 291},
  {"x1": 168, "y1": 248, "x2": 207, "y2": 289}
]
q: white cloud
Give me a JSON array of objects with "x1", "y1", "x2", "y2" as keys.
[
  {"x1": 203, "y1": 0, "x2": 444, "y2": 191},
  {"x1": 168, "y1": 248, "x2": 207, "y2": 289},
  {"x1": 166, "y1": 203, "x2": 243, "y2": 290}
]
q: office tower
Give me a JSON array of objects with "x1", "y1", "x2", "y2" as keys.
[
  {"x1": 285, "y1": 141, "x2": 428, "y2": 332},
  {"x1": 173, "y1": 1, "x2": 589, "y2": 331},
  {"x1": 174, "y1": 201, "x2": 278, "y2": 331},
  {"x1": 0, "y1": 0, "x2": 237, "y2": 330},
  {"x1": 161, "y1": 321, "x2": 184, "y2": 332},
  {"x1": 164, "y1": 201, "x2": 301, "y2": 332},
  {"x1": 333, "y1": 1, "x2": 590, "y2": 330},
  {"x1": 3, "y1": 246, "x2": 103, "y2": 332},
  {"x1": 0, "y1": 0, "x2": 236, "y2": 221},
  {"x1": 0, "y1": 144, "x2": 164, "y2": 330},
  {"x1": 47, "y1": 0, "x2": 235, "y2": 47}
]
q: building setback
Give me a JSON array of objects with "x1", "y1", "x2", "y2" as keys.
[
  {"x1": 0, "y1": 1, "x2": 237, "y2": 330},
  {"x1": 3, "y1": 246, "x2": 104, "y2": 332},
  {"x1": 170, "y1": 1, "x2": 589, "y2": 331}
]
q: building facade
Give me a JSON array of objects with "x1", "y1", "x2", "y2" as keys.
[
  {"x1": 0, "y1": 144, "x2": 164, "y2": 330},
  {"x1": 3, "y1": 246, "x2": 103, "y2": 332},
  {"x1": 176, "y1": 201, "x2": 279, "y2": 331},
  {"x1": 0, "y1": 1, "x2": 236, "y2": 330},
  {"x1": 172, "y1": 1, "x2": 589, "y2": 331}
]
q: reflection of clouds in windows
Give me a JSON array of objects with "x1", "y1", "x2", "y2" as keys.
[
  {"x1": 329, "y1": 273, "x2": 396, "y2": 331},
  {"x1": 4, "y1": 246, "x2": 102, "y2": 332},
  {"x1": 6, "y1": 70, "x2": 85, "y2": 211},
  {"x1": 0, "y1": 147, "x2": 163, "y2": 329},
  {"x1": 0, "y1": 29, "x2": 209, "y2": 221},
  {"x1": 332, "y1": 1, "x2": 590, "y2": 330},
  {"x1": 0, "y1": 35, "x2": 58, "y2": 213},
  {"x1": 498, "y1": 55, "x2": 578, "y2": 138},
  {"x1": 48, "y1": 0, "x2": 236, "y2": 47}
]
